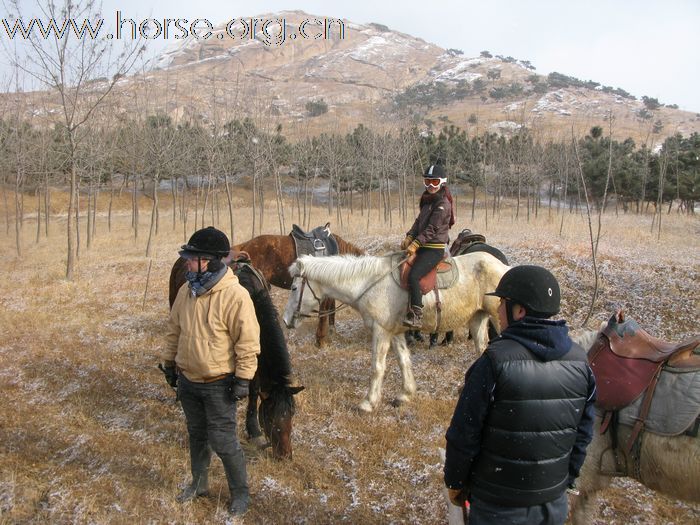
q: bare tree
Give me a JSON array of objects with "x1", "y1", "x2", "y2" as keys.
[{"x1": 3, "y1": 0, "x2": 142, "y2": 279}]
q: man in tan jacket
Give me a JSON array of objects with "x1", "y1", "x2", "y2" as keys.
[{"x1": 161, "y1": 226, "x2": 260, "y2": 517}]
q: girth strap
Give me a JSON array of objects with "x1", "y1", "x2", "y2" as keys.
[{"x1": 625, "y1": 362, "x2": 664, "y2": 453}]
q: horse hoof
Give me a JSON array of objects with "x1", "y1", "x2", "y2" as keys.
[
  {"x1": 250, "y1": 436, "x2": 268, "y2": 449},
  {"x1": 358, "y1": 400, "x2": 374, "y2": 413}
]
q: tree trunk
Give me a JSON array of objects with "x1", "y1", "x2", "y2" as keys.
[
  {"x1": 35, "y1": 188, "x2": 41, "y2": 244},
  {"x1": 146, "y1": 175, "x2": 158, "y2": 257}
]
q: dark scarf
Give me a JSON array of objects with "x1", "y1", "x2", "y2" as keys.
[
  {"x1": 186, "y1": 260, "x2": 228, "y2": 297},
  {"x1": 419, "y1": 186, "x2": 456, "y2": 227}
]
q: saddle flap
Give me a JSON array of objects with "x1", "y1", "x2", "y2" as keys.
[{"x1": 589, "y1": 334, "x2": 663, "y2": 411}]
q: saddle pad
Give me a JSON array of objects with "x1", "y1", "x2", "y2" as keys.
[
  {"x1": 390, "y1": 252, "x2": 458, "y2": 290},
  {"x1": 589, "y1": 336, "x2": 663, "y2": 411},
  {"x1": 618, "y1": 366, "x2": 700, "y2": 436}
]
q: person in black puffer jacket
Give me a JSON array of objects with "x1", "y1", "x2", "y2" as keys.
[{"x1": 444, "y1": 265, "x2": 596, "y2": 525}]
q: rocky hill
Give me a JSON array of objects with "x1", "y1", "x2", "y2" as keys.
[{"x1": 12, "y1": 10, "x2": 700, "y2": 142}]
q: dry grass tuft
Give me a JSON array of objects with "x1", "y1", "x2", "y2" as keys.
[{"x1": 1, "y1": 195, "x2": 698, "y2": 524}]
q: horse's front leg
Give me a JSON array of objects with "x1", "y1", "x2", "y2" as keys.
[
  {"x1": 391, "y1": 333, "x2": 417, "y2": 406},
  {"x1": 315, "y1": 298, "x2": 332, "y2": 347},
  {"x1": 359, "y1": 326, "x2": 392, "y2": 413},
  {"x1": 328, "y1": 300, "x2": 336, "y2": 336},
  {"x1": 245, "y1": 376, "x2": 265, "y2": 447}
]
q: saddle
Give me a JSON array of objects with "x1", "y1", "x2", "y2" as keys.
[
  {"x1": 449, "y1": 229, "x2": 486, "y2": 256},
  {"x1": 393, "y1": 253, "x2": 457, "y2": 294},
  {"x1": 449, "y1": 229, "x2": 509, "y2": 265},
  {"x1": 588, "y1": 309, "x2": 700, "y2": 452},
  {"x1": 290, "y1": 222, "x2": 339, "y2": 258},
  {"x1": 228, "y1": 251, "x2": 270, "y2": 291}
]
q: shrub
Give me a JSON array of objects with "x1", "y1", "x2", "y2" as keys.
[{"x1": 306, "y1": 99, "x2": 328, "y2": 117}]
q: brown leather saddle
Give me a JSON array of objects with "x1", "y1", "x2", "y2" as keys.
[
  {"x1": 399, "y1": 254, "x2": 453, "y2": 294},
  {"x1": 588, "y1": 309, "x2": 700, "y2": 452}
]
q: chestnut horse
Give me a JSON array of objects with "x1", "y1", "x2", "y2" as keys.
[{"x1": 169, "y1": 233, "x2": 364, "y2": 346}]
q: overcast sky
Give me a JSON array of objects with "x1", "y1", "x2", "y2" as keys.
[{"x1": 5, "y1": 0, "x2": 699, "y2": 112}]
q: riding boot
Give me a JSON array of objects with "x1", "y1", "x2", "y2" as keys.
[
  {"x1": 176, "y1": 444, "x2": 211, "y2": 502},
  {"x1": 222, "y1": 447, "x2": 250, "y2": 516},
  {"x1": 402, "y1": 305, "x2": 423, "y2": 329}
]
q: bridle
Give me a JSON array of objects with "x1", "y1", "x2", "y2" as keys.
[
  {"x1": 291, "y1": 276, "x2": 353, "y2": 322},
  {"x1": 290, "y1": 255, "x2": 409, "y2": 322}
]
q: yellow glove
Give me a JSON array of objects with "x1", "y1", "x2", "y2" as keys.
[
  {"x1": 400, "y1": 236, "x2": 413, "y2": 250},
  {"x1": 406, "y1": 241, "x2": 419, "y2": 257},
  {"x1": 447, "y1": 487, "x2": 467, "y2": 507}
]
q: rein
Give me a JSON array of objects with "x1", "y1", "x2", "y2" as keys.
[{"x1": 294, "y1": 254, "x2": 409, "y2": 320}]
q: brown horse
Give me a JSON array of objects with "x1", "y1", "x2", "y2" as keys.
[{"x1": 169, "y1": 233, "x2": 364, "y2": 346}]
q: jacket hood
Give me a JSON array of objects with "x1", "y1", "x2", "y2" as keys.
[{"x1": 499, "y1": 317, "x2": 572, "y2": 361}]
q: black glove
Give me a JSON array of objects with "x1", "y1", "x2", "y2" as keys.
[
  {"x1": 231, "y1": 377, "x2": 250, "y2": 400},
  {"x1": 566, "y1": 480, "x2": 579, "y2": 496},
  {"x1": 158, "y1": 363, "x2": 178, "y2": 388}
]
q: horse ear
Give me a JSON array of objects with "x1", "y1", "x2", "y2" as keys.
[
  {"x1": 288, "y1": 385, "x2": 305, "y2": 395},
  {"x1": 324, "y1": 222, "x2": 331, "y2": 233}
]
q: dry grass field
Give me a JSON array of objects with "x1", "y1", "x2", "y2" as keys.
[{"x1": 0, "y1": 190, "x2": 698, "y2": 524}]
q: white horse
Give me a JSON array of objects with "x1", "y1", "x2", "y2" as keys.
[
  {"x1": 568, "y1": 328, "x2": 700, "y2": 524},
  {"x1": 282, "y1": 252, "x2": 508, "y2": 412}
]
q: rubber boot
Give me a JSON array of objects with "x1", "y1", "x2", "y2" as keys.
[
  {"x1": 176, "y1": 445, "x2": 210, "y2": 502},
  {"x1": 402, "y1": 306, "x2": 423, "y2": 329},
  {"x1": 222, "y1": 449, "x2": 250, "y2": 516}
]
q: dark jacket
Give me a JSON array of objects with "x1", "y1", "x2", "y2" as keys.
[
  {"x1": 407, "y1": 189, "x2": 452, "y2": 249},
  {"x1": 444, "y1": 318, "x2": 596, "y2": 507}
]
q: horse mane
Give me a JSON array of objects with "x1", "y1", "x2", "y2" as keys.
[
  {"x1": 295, "y1": 254, "x2": 387, "y2": 284},
  {"x1": 233, "y1": 267, "x2": 293, "y2": 389},
  {"x1": 333, "y1": 234, "x2": 365, "y2": 256},
  {"x1": 251, "y1": 289, "x2": 293, "y2": 388},
  {"x1": 571, "y1": 328, "x2": 600, "y2": 352}
]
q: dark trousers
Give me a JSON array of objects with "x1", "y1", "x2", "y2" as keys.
[
  {"x1": 469, "y1": 492, "x2": 568, "y2": 525},
  {"x1": 178, "y1": 375, "x2": 248, "y2": 497},
  {"x1": 407, "y1": 248, "x2": 444, "y2": 308}
]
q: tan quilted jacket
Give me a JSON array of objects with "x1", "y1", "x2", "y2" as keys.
[{"x1": 163, "y1": 268, "x2": 260, "y2": 382}]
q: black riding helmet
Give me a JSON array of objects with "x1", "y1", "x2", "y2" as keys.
[
  {"x1": 487, "y1": 265, "x2": 561, "y2": 318},
  {"x1": 180, "y1": 226, "x2": 231, "y2": 259}
]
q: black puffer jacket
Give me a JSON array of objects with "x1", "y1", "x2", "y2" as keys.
[{"x1": 445, "y1": 318, "x2": 596, "y2": 507}]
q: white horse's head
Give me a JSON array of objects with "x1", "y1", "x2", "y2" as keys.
[{"x1": 283, "y1": 258, "x2": 321, "y2": 329}]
